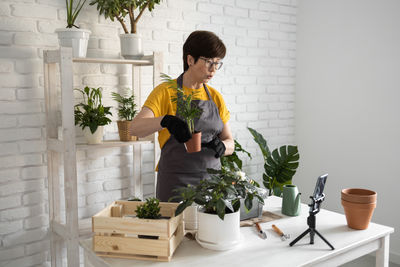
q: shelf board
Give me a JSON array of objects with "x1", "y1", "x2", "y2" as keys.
[
  {"x1": 76, "y1": 140, "x2": 151, "y2": 150},
  {"x1": 72, "y1": 57, "x2": 153, "y2": 66}
]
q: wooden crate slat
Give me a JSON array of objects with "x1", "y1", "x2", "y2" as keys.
[{"x1": 93, "y1": 235, "x2": 169, "y2": 256}]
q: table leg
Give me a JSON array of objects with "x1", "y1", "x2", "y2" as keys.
[{"x1": 376, "y1": 235, "x2": 390, "y2": 267}]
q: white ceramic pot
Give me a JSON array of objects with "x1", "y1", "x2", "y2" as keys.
[
  {"x1": 120, "y1": 33, "x2": 144, "y2": 59},
  {"x1": 196, "y1": 210, "x2": 240, "y2": 250},
  {"x1": 183, "y1": 204, "x2": 198, "y2": 230},
  {"x1": 83, "y1": 126, "x2": 103, "y2": 144},
  {"x1": 55, "y1": 28, "x2": 91, "y2": 58}
]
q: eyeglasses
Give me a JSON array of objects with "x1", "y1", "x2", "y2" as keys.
[{"x1": 199, "y1": 57, "x2": 223, "y2": 70}]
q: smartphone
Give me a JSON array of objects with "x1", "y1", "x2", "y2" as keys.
[{"x1": 313, "y1": 173, "x2": 328, "y2": 200}]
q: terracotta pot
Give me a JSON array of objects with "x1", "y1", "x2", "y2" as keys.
[
  {"x1": 117, "y1": 121, "x2": 138, "y2": 141},
  {"x1": 341, "y1": 188, "x2": 377, "y2": 204},
  {"x1": 184, "y1": 132, "x2": 201, "y2": 153},
  {"x1": 341, "y1": 199, "x2": 376, "y2": 230}
]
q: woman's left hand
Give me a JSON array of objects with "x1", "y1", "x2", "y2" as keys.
[{"x1": 202, "y1": 136, "x2": 226, "y2": 158}]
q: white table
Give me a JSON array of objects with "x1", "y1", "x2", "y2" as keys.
[{"x1": 80, "y1": 196, "x2": 394, "y2": 267}]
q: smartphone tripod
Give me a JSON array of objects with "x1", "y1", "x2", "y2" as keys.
[{"x1": 289, "y1": 194, "x2": 335, "y2": 250}]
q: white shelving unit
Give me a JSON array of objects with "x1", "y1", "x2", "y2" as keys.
[{"x1": 43, "y1": 47, "x2": 163, "y2": 267}]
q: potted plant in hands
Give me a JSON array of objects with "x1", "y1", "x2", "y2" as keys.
[
  {"x1": 74, "y1": 86, "x2": 112, "y2": 144},
  {"x1": 55, "y1": 0, "x2": 91, "y2": 58},
  {"x1": 248, "y1": 127, "x2": 300, "y2": 196},
  {"x1": 162, "y1": 73, "x2": 203, "y2": 153},
  {"x1": 173, "y1": 168, "x2": 267, "y2": 250},
  {"x1": 111, "y1": 90, "x2": 138, "y2": 141},
  {"x1": 89, "y1": 0, "x2": 162, "y2": 59}
]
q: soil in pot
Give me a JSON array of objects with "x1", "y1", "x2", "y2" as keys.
[
  {"x1": 184, "y1": 132, "x2": 201, "y2": 153},
  {"x1": 341, "y1": 199, "x2": 376, "y2": 230}
]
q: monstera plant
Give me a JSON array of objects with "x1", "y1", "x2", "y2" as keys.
[{"x1": 248, "y1": 127, "x2": 299, "y2": 196}]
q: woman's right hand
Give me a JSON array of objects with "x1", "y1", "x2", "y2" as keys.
[{"x1": 160, "y1": 115, "x2": 191, "y2": 143}]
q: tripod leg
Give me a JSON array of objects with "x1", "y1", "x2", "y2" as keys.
[
  {"x1": 289, "y1": 228, "x2": 311, "y2": 247},
  {"x1": 310, "y1": 229, "x2": 315, "y2": 244},
  {"x1": 314, "y1": 229, "x2": 335, "y2": 250}
]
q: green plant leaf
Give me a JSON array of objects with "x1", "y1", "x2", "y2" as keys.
[{"x1": 248, "y1": 127, "x2": 270, "y2": 160}]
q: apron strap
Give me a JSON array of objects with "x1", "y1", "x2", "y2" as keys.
[{"x1": 177, "y1": 73, "x2": 212, "y2": 101}]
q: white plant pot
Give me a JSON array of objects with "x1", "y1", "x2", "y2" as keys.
[
  {"x1": 120, "y1": 33, "x2": 144, "y2": 59},
  {"x1": 83, "y1": 126, "x2": 103, "y2": 144},
  {"x1": 55, "y1": 28, "x2": 91, "y2": 58},
  {"x1": 196, "y1": 210, "x2": 240, "y2": 250}
]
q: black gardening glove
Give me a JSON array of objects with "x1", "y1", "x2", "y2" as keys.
[
  {"x1": 160, "y1": 115, "x2": 191, "y2": 143},
  {"x1": 202, "y1": 136, "x2": 226, "y2": 158}
]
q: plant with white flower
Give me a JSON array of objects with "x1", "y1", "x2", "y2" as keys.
[
  {"x1": 235, "y1": 171, "x2": 247, "y2": 181},
  {"x1": 173, "y1": 168, "x2": 267, "y2": 220}
]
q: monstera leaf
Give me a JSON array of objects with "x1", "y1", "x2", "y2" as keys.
[{"x1": 264, "y1": 145, "x2": 299, "y2": 188}]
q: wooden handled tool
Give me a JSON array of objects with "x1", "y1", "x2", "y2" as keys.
[
  {"x1": 272, "y1": 224, "x2": 290, "y2": 241},
  {"x1": 255, "y1": 222, "x2": 267, "y2": 239}
]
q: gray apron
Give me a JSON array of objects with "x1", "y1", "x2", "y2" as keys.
[{"x1": 156, "y1": 73, "x2": 224, "y2": 202}]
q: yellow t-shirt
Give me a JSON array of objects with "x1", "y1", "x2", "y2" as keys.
[{"x1": 143, "y1": 80, "x2": 230, "y2": 149}]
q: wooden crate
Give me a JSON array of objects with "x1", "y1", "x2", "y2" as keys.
[{"x1": 92, "y1": 200, "x2": 184, "y2": 262}]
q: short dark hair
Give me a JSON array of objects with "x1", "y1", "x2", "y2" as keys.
[{"x1": 183, "y1": 31, "x2": 226, "y2": 71}]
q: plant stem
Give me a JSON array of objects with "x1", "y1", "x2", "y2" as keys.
[
  {"x1": 133, "y1": 2, "x2": 149, "y2": 33},
  {"x1": 116, "y1": 16, "x2": 129, "y2": 34},
  {"x1": 129, "y1": 6, "x2": 135, "y2": 33}
]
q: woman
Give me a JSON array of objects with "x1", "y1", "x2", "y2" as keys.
[{"x1": 131, "y1": 31, "x2": 234, "y2": 201}]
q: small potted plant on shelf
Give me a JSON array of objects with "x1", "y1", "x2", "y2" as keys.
[
  {"x1": 162, "y1": 73, "x2": 203, "y2": 153},
  {"x1": 111, "y1": 90, "x2": 138, "y2": 141},
  {"x1": 55, "y1": 0, "x2": 91, "y2": 58},
  {"x1": 74, "y1": 86, "x2": 112, "y2": 144},
  {"x1": 248, "y1": 127, "x2": 300, "y2": 196},
  {"x1": 173, "y1": 168, "x2": 267, "y2": 250},
  {"x1": 89, "y1": 0, "x2": 162, "y2": 59}
]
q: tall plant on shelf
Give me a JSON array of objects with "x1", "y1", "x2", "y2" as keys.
[
  {"x1": 111, "y1": 90, "x2": 138, "y2": 141},
  {"x1": 66, "y1": 0, "x2": 88, "y2": 28},
  {"x1": 55, "y1": 0, "x2": 91, "y2": 58},
  {"x1": 248, "y1": 127, "x2": 300, "y2": 196},
  {"x1": 89, "y1": 0, "x2": 162, "y2": 58}
]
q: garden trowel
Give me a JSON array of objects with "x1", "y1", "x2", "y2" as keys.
[{"x1": 255, "y1": 222, "x2": 267, "y2": 239}]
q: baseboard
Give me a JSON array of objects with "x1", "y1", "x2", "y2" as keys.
[{"x1": 391, "y1": 251, "x2": 400, "y2": 265}]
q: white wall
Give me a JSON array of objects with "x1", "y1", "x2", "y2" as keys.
[
  {"x1": 296, "y1": 0, "x2": 400, "y2": 263},
  {"x1": 0, "y1": 0, "x2": 297, "y2": 265}
]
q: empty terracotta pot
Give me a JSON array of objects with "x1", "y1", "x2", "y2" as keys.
[
  {"x1": 341, "y1": 188, "x2": 377, "y2": 204},
  {"x1": 341, "y1": 198, "x2": 376, "y2": 230},
  {"x1": 184, "y1": 132, "x2": 201, "y2": 153}
]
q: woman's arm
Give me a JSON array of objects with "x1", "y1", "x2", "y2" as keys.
[
  {"x1": 131, "y1": 107, "x2": 163, "y2": 138},
  {"x1": 219, "y1": 122, "x2": 234, "y2": 156}
]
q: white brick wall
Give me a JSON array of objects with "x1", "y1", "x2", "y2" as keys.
[{"x1": 0, "y1": 0, "x2": 297, "y2": 265}]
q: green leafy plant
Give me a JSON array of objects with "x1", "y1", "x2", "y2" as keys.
[
  {"x1": 248, "y1": 127, "x2": 299, "y2": 196},
  {"x1": 135, "y1": 197, "x2": 161, "y2": 219},
  {"x1": 74, "y1": 86, "x2": 112, "y2": 134},
  {"x1": 173, "y1": 168, "x2": 267, "y2": 220},
  {"x1": 220, "y1": 140, "x2": 252, "y2": 172},
  {"x1": 161, "y1": 73, "x2": 203, "y2": 134},
  {"x1": 89, "y1": 0, "x2": 162, "y2": 34},
  {"x1": 111, "y1": 91, "x2": 137, "y2": 121},
  {"x1": 65, "y1": 0, "x2": 88, "y2": 28}
]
